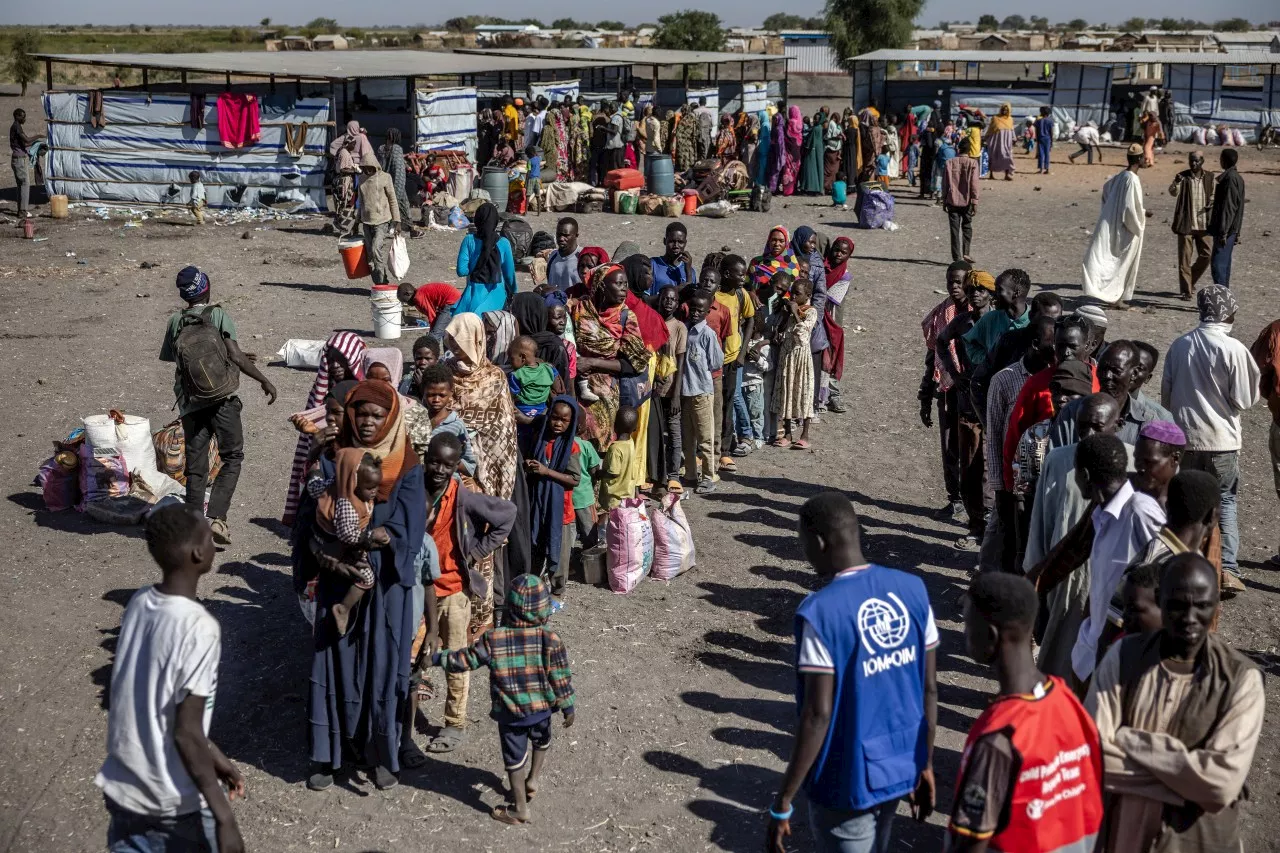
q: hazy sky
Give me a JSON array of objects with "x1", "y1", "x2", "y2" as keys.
[{"x1": 1, "y1": 0, "x2": 1271, "y2": 28}]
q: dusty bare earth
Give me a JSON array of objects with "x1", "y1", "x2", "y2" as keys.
[{"x1": 2, "y1": 92, "x2": 1279, "y2": 852}]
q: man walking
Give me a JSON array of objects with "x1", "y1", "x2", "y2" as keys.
[
  {"x1": 1169, "y1": 151, "x2": 1214, "y2": 299},
  {"x1": 10, "y1": 108, "x2": 33, "y2": 218},
  {"x1": 941, "y1": 140, "x2": 980, "y2": 263},
  {"x1": 1161, "y1": 286, "x2": 1261, "y2": 593},
  {"x1": 1088, "y1": 553, "x2": 1265, "y2": 853},
  {"x1": 767, "y1": 492, "x2": 937, "y2": 853},
  {"x1": 1082, "y1": 145, "x2": 1146, "y2": 307},
  {"x1": 1067, "y1": 120, "x2": 1103, "y2": 165},
  {"x1": 1208, "y1": 148, "x2": 1244, "y2": 287},
  {"x1": 1250, "y1": 317, "x2": 1280, "y2": 565}
]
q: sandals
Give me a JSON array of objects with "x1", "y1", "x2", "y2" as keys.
[
  {"x1": 491, "y1": 806, "x2": 529, "y2": 825},
  {"x1": 427, "y1": 726, "x2": 466, "y2": 753},
  {"x1": 399, "y1": 741, "x2": 428, "y2": 770},
  {"x1": 773, "y1": 438, "x2": 793, "y2": 449},
  {"x1": 791, "y1": 439, "x2": 811, "y2": 450}
]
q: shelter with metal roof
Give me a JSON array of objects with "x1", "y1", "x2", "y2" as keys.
[{"x1": 848, "y1": 49, "x2": 1279, "y2": 142}]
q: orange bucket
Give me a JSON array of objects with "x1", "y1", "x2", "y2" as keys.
[
  {"x1": 682, "y1": 193, "x2": 698, "y2": 216},
  {"x1": 339, "y1": 239, "x2": 371, "y2": 279}
]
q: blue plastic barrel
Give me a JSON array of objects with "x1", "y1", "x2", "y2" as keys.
[
  {"x1": 646, "y1": 154, "x2": 675, "y2": 197},
  {"x1": 480, "y1": 166, "x2": 509, "y2": 210}
]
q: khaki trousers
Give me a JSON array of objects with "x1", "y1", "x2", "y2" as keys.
[
  {"x1": 1177, "y1": 231, "x2": 1211, "y2": 296},
  {"x1": 438, "y1": 591, "x2": 472, "y2": 728},
  {"x1": 681, "y1": 393, "x2": 716, "y2": 483}
]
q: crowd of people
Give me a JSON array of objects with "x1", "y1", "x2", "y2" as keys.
[{"x1": 82, "y1": 92, "x2": 1280, "y2": 853}]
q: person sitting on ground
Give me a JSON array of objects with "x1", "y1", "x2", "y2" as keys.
[
  {"x1": 831, "y1": 170, "x2": 848, "y2": 209},
  {"x1": 400, "y1": 335, "x2": 441, "y2": 399},
  {"x1": 599, "y1": 405, "x2": 641, "y2": 510},
  {"x1": 306, "y1": 449, "x2": 387, "y2": 635},
  {"x1": 431, "y1": 574, "x2": 574, "y2": 826},
  {"x1": 508, "y1": 336, "x2": 562, "y2": 426},
  {"x1": 947, "y1": 572, "x2": 1103, "y2": 852},
  {"x1": 96, "y1": 505, "x2": 247, "y2": 852},
  {"x1": 1087, "y1": 553, "x2": 1265, "y2": 853},
  {"x1": 397, "y1": 283, "x2": 460, "y2": 341}
]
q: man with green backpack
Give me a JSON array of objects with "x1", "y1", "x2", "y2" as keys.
[{"x1": 159, "y1": 266, "x2": 277, "y2": 546}]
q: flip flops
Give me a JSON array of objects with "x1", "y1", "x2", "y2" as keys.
[{"x1": 491, "y1": 806, "x2": 529, "y2": 825}]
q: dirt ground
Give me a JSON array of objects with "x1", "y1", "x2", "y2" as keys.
[{"x1": 2, "y1": 92, "x2": 1279, "y2": 852}]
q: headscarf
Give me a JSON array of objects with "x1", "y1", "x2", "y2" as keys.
[
  {"x1": 329, "y1": 119, "x2": 372, "y2": 160},
  {"x1": 571, "y1": 267, "x2": 651, "y2": 447},
  {"x1": 316, "y1": 447, "x2": 374, "y2": 537},
  {"x1": 175, "y1": 265, "x2": 209, "y2": 302},
  {"x1": 568, "y1": 246, "x2": 611, "y2": 299},
  {"x1": 785, "y1": 105, "x2": 804, "y2": 148},
  {"x1": 991, "y1": 103, "x2": 1015, "y2": 133},
  {"x1": 341, "y1": 379, "x2": 408, "y2": 502},
  {"x1": 326, "y1": 379, "x2": 359, "y2": 406},
  {"x1": 1197, "y1": 285, "x2": 1238, "y2": 324},
  {"x1": 510, "y1": 292, "x2": 570, "y2": 381},
  {"x1": 824, "y1": 237, "x2": 854, "y2": 290},
  {"x1": 468, "y1": 202, "x2": 502, "y2": 285},
  {"x1": 445, "y1": 313, "x2": 520, "y2": 500},
  {"x1": 620, "y1": 253, "x2": 670, "y2": 350},
  {"x1": 754, "y1": 110, "x2": 772, "y2": 185},
  {"x1": 482, "y1": 310, "x2": 517, "y2": 363},
  {"x1": 522, "y1": 394, "x2": 580, "y2": 578},
  {"x1": 791, "y1": 226, "x2": 821, "y2": 271},
  {"x1": 285, "y1": 331, "x2": 368, "y2": 526},
  {"x1": 966, "y1": 269, "x2": 996, "y2": 292},
  {"x1": 363, "y1": 347, "x2": 405, "y2": 390},
  {"x1": 821, "y1": 237, "x2": 854, "y2": 381},
  {"x1": 613, "y1": 241, "x2": 642, "y2": 263},
  {"x1": 749, "y1": 226, "x2": 800, "y2": 286}
]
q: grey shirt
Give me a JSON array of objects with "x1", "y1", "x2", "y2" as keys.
[
  {"x1": 1050, "y1": 390, "x2": 1174, "y2": 449},
  {"x1": 682, "y1": 321, "x2": 724, "y2": 397},
  {"x1": 546, "y1": 248, "x2": 581, "y2": 292}
]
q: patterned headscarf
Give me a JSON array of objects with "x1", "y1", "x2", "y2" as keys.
[
  {"x1": 749, "y1": 226, "x2": 800, "y2": 287},
  {"x1": 1197, "y1": 285, "x2": 1239, "y2": 323}
]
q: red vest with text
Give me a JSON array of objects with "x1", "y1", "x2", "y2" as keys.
[{"x1": 959, "y1": 676, "x2": 1103, "y2": 853}]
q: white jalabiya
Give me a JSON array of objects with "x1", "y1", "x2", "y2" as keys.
[{"x1": 1082, "y1": 169, "x2": 1145, "y2": 304}]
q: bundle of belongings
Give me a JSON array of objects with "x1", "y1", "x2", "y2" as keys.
[{"x1": 34, "y1": 411, "x2": 208, "y2": 525}]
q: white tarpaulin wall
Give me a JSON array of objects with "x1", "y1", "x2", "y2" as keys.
[
  {"x1": 529, "y1": 79, "x2": 579, "y2": 103},
  {"x1": 1167, "y1": 64, "x2": 1274, "y2": 142},
  {"x1": 742, "y1": 83, "x2": 769, "y2": 115},
  {"x1": 414, "y1": 87, "x2": 478, "y2": 160},
  {"x1": 950, "y1": 88, "x2": 1073, "y2": 138},
  {"x1": 42, "y1": 92, "x2": 329, "y2": 210},
  {"x1": 686, "y1": 87, "x2": 719, "y2": 112},
  {"x1": 1051, "y1": 64, "x2": 1113, "y2": 129}
]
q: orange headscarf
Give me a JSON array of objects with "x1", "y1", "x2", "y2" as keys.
[
  {"x1": 341, "y1": 379, "x2": 407, "y2": 501},
  {"x1": 316, "y1": 447, "x2": 375, "y2": 536}
]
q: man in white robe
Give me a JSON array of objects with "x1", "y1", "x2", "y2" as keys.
[{"x1": 1083, "y1": 145, "x2": 1147, "y2": 307}]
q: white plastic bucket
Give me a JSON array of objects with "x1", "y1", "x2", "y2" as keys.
[{"x1": 370, "y1": 290, "x2": 402, "y2": 340}]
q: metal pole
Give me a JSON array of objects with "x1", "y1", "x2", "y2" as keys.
[
  {"x1": 652, "y1": 64, "x2": 658, "y2": 100},
  {"x1": 269, "y1": 73, "x2": 275, "y2": 94},
  {"x1": 342, "y1": 79, "x2": 349, "y2": 121},
  {"x1": 224, "y1": 70, "x2": 231, "y2": 89},
  {"x1": 45, "y1": 59, "x2": 53, "y2": 92},
  {"x1": 784, "y1": 59, "x2": 789, "y2": 103},
  {"x1": 143, "y1": 68, "x2": 150, "y2": 90}
]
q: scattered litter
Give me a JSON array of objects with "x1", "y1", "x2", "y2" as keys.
[
  {"x1": 139, "y1": 261, "x2": 159, "y2": 269},
  {"x1": 31, "y1": 237, "x2": 48, "y2": 242},
  {"x1": 76, "y1": 260, "x2": 87, "y2": 265},
  {"x1": 241, "y1": 231, "x2": 253, "y2": 240},
  {"x1": 123, "y1": 221, "x2": 142, "y2": 228},
  {"x1": 65, "y1": 251, "x2": 76, "y2": 258},
  {"x1": 135, "y1": 293, "x2": 150, "y2": 298}
]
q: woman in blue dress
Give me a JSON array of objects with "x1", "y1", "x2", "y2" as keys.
[{"x1": 454, "y1": 202, "x2": 515, "y2": 315}]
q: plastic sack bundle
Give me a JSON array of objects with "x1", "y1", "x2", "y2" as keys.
[
  {"x1": 389, "y1": 233, "x2": 411, "y2": 280},
  {"x1": 650, "y1": 492, "x2": 696, "y2": 580},
  {"x1": 448, "y1": 206, "x2": 470, "y2": 229},
  {"x1": 276, "y1": 339, "x2": 327, "y2": 369},
  {"x1": 38, "y1": 456, "x2": 81, "y2": 511},
  {"x1": 79, "y1": 442, "x2": 130, "y2": 506},
  {"x1": 695, "y1": 200, "x2": 733, "y2": 218},
  {"x1": 857, "y1": 185, "x2": 895, "y2": 230},
  {"x1": 606, "y1": 497, "x2": 654, "y2": 594}
]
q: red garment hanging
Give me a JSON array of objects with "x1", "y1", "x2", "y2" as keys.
[{"x1": 215, "y1": 93, "x2": 261, "y2": 148}]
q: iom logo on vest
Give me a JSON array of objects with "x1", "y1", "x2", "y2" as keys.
[{"x1": 857, "y1": 594, "x2": 915, "y2": 677}]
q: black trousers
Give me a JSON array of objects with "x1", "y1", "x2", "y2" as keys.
[
  {"x1": 720, "y1": 363, "x2": 741, "y2": 453},
  {"x1": 946, "y1": 205, "x2": 973, "y2": 262},
  {"x1": 995, "y1": 491, "x2": 1021, "y2": 573},
  {"x1": 182, "y1": 396, "x2": 244, "y2": 520},
  {"x1": 919, "y1": 155, "x2": 934, "y2": 196},
  {"x1": 937, "y1": 387, "x2": 962, "y2": 503}
]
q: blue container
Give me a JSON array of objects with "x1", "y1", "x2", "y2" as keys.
[
  {"x1": 480, "y1": 166, "x2": 509, "y2": 210},
  {"x1": 646, "y1": 154, "x2": 675, "y2": 197}
]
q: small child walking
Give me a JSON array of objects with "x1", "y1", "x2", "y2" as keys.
[
  {"x1": 432, "y1": 574, "x2": 574, "y2": 826},
  {"x1": 906, "y1": 136, "x2": 920, "y2": 187},
  {"x1": 771, "y1": 279, "x2": 818, "y2": 449},
  {"x1": 306, "y1": 448, "x2": 388, "y2": 635},
  {"x1": 875, "y1": 146, "x2": 892, "y2": 191},
  {"x1": 188, "y1": 170, "x2": 206, "y2": 224},
  {"x1": 830, "y1": 171, "x2": 848, "y2": 209}
]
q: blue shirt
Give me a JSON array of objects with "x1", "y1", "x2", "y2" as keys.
[
  {"x1": 649, "y1": 255, "x2": 697, "y2": 295},
  {"x1": 831, "y1": 180, "x2": 847, "y2": 205},
  {"x1": 681, "y1": 321, "x2": 723, "y2": 397},
  {"x1": 528, "y1": 156, "x2": 541, "y2": 181},
  {"x1": 875, "y1": 154, "x2": 890, "y2": 176}
]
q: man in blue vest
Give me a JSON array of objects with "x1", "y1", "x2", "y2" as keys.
[{"x1": 767, "y1": 491, "x2": 938, "y2": 853}]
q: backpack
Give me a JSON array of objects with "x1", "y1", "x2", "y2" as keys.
[{"x1": 174, "y1": 307, "x2": 239, "y2": 406}]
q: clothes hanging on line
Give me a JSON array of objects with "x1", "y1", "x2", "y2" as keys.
[
  {"x1": 283, "y1": 122, "x2": 310, "y2": 157},
  {"x1": 190, "y1": 93, "x2": 206, "y2": 130},
  {"x1": 215, "y1": 93, "x2": 261, "y2": 149},
  {"x1": 89, "y1": 91, "x2": 107, "y2": 129}
]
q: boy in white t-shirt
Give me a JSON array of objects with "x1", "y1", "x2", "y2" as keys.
[{"x1": 95, "y1": 504, "x2": 245, "y2": 853}]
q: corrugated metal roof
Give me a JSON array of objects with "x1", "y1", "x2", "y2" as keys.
[
  {"x1": 35, "y1": 50, "x2": 629, "y2": 81},
  {"x1": 455, "y1": 47, "x2": 788, "y2": 65},
  {"x1": 851, "y1": 49, "x2": 1280, "y2": 65}
]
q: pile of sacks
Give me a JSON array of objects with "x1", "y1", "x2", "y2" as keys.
[
  {"x1": 34, "y1": 411, "x2": 215, "y2": 525},
  {"x1": 598, "y1": 493, "x2": 697, "y2": 595}
]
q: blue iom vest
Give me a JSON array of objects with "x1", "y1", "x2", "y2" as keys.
[{"x1": 794, "y1": 564, "x2": 932, "y2": 811}]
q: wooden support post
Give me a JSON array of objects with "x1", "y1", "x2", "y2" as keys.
[
  {"x1": 268, "y1": 73, "x2": 275, "y2": 94},
  {"x1": 342, "y1": 79, "x2": 349, "y2": 121},
  {"x1": 143, "y1": 68, "x2": 150, "y2": 89},
  {"x1": 224, "y1": 70, "x2": 231, "y2": 88},
  {"x1": 784, "y1": 60, "x2": 789, "y2": 103},
  {"x1": 45, "y1": 59, "x2": 53, "y2": 92}
]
